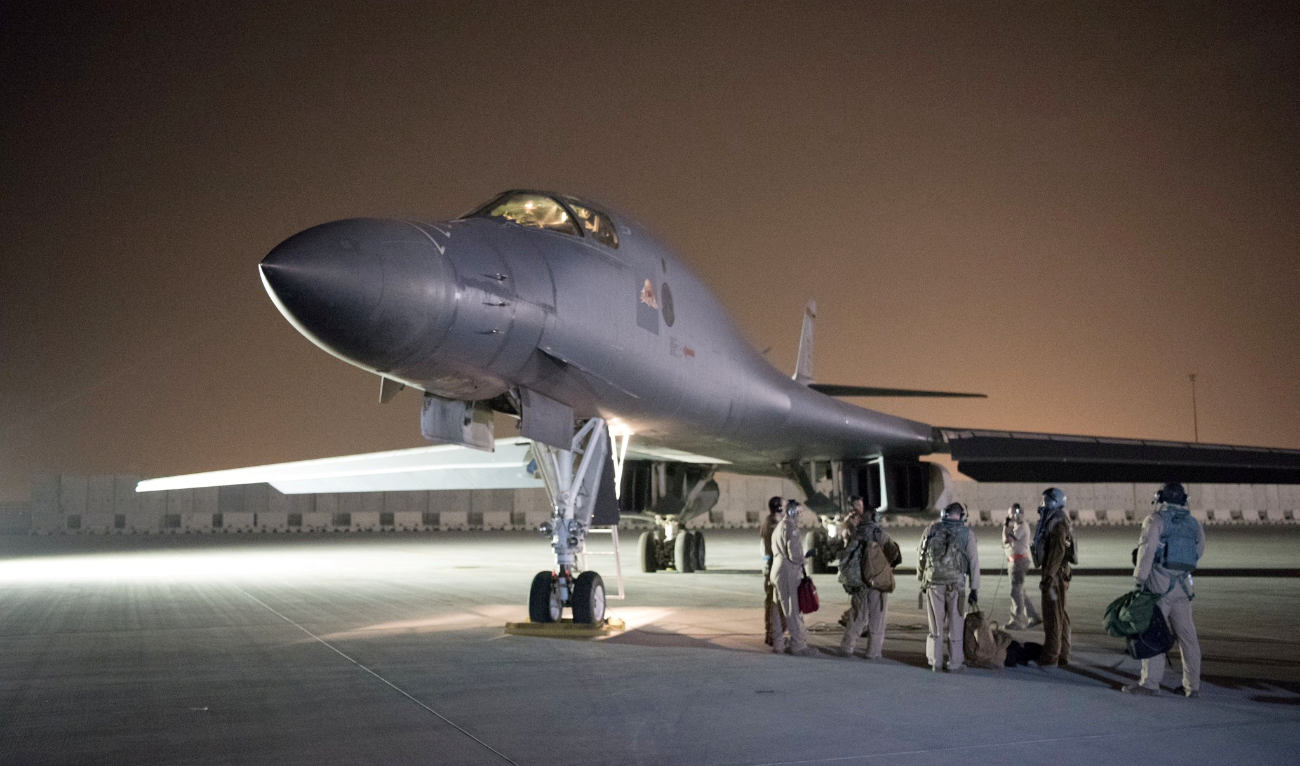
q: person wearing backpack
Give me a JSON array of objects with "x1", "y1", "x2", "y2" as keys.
[
  {"x1": 770, "y1": 499, "x2": 818, "y2": 657},
  {"x1": 1122, "y1": 482, "x2": 1205, "y2": 697},
  {"x1": 1032, "y1": 487, "x2": 1076, "y2": 668},
  {"x1": 1002, "y1": 503, "x2": 1041, "y2": 629},
  {"x1": 917, "y1": 502, "x2": 980, "y2": 672},
  {"x1": 838, "y1": 502, "x2": 902, "y2": 659}
]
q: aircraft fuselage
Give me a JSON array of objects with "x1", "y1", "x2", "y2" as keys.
[{"x1": 258, "y1": 191, "x2": 936, "y2": 471}]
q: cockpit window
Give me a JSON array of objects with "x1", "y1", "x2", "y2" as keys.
[
  {"x1": 472, "y1": 192, "x2": 580, "y2": 236},
  {"x1": 567, "y1": 202, "x2": 619, "y2": 249}
]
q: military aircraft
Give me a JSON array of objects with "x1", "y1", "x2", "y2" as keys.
[{"x1": 137, "y1": 189, "x2": 1300, "y2": 624}]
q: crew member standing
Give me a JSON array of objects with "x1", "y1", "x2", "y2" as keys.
[
  {"x1": 841, "y1": 496, "x2": 865, "y2": 543},
  {"x1": 918, "y1": 502, "x2": 980, "y2": 672},
  {"x1": 838, "y1": 503, "x2": 901, "y2": 659},
  {"x1": 1002, "y1": 503, "x2": 1041, "y2": 629},
  {"x1": 760, "y1": 496, "x2": 784, "y2": 647},
  {"x1": 1032, "y1": 488, "x2": 1075, "y2": 667},
  {"x1": 770, "y1": 499, "x2": 817, "y2": 657},
  {"x1": 1123, "y1": 483, "x2": 1205, "y2": 697}
]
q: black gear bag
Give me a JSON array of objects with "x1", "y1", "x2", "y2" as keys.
[{"x1": 1126, "y1": 605, "x2": 1175, "y2": 659}]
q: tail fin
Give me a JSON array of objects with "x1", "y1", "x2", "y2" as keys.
[{"x1": 793, "y1": 300, "x2": 816, "y2": 385}]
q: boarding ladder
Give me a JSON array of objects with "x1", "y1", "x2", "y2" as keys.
[{"x1": 578, "y1": 525, "x2": 625, "y2": 600}]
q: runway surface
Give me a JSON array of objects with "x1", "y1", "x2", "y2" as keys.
[{"x1": 2, "y1": 525, "x2": 1299, "y2": 765}]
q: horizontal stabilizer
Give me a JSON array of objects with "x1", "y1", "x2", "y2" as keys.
[
  {"x1": 940, "y1": 428, "x2": 1300, "y2": 484},
  {"x1": 137, "y1": 439, "x2": 543, "y2": 494},
  {"x1": 811, "y1": 384, "x2": 987, "y2": 398}
]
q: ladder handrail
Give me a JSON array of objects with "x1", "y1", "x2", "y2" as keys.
[{"x1": 579, "y1": 525, "x2": 624, "y2": 600}]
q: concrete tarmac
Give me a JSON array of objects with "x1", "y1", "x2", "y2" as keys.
[{"x1": 2, "y1": 525, "x2": 1298, "y2": 765}]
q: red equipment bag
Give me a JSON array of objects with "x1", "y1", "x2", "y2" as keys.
[{"x1": 797, "y1": 567, "x2": 819, "y2": 614}]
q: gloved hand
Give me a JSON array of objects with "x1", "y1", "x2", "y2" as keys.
[{"x1": 967, "y1": 590, "x2": 978, "y2": 607}]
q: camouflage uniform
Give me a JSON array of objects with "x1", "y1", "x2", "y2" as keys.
[
  {"x1": 838, "y1": 519, "x2": 901, "y2": 658},
  {"x1": 918, "y1": 518, "x2": 980, "y2": 671}
]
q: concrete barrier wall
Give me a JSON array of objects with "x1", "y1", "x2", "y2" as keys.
[{"x1": 9, "y1": 473, "x2": 1299, "y2": 534}]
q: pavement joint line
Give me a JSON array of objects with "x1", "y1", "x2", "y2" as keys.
[{"x1": 236, "y1": 586, "x2": 519, "y2": 766}]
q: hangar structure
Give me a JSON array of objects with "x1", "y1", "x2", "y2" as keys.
[{"x1": 3, "y1": 471, "x2": 1296, "y2": 535}]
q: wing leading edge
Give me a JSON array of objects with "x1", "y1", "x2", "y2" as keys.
[
  {"x1": 136, "y1": 439, "x2": 544, "y2": 495},
  {"x1": 940, "y1": 428, "x2": 1300, "y2": 484},
  {"x1": 134, "y1": 437, "x2": 733, "y2": 496}
]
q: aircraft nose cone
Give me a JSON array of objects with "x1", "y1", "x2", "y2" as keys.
[
  {"x1": 260, "y1": 218, "x2": 454, "y2": 371},
  {"x1": 260, "y1": 219, "x2": 383, "y2": 328}
]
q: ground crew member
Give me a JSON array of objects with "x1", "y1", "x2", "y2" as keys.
[
  {"x1": 770, "y1": 499, "x2": 817, "y2": 656},
  {"x1": 918, "y1": 501, "x2": 980, "y2": 672},
  {"x1": 1002, "y1": 503, "x2": 1041, "y2": 629},
  {"x1": 836, "y1": 495, "x2": 867, "y2": 627},
  {"x1": 1123, "y1": 482, "x2": 1205, "y2": 697},
  {"x1": 838, "y1": 504, "x2": 901, "y2": 659},
  {"x1": 1032, "y1": 487, "x2": 1075, "y2": 667},
  {"x1": 760, "y1": 496, "x2": 785, "y2": 647},
  {"x1": 840, "y1": 495, "x2": 865, "y2": 543}
]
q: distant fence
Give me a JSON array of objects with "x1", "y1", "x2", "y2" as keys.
[
  {"x1": 2, "y1": 473, "x2": 1295, "y2": 535},
  {"x1": 942, "y1": 480, "x2": 1299, "y2": 528}
]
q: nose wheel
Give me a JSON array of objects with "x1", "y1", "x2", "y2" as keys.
[
  {"x1": 528, "y1": 570, "x2": 607, "y2": 624},
  {"x1": 529, "y1": 571, "x2": 563, "y2": 623},
  {"x1": 572, "y1": 571, "x2": 606, "y2": 623}
]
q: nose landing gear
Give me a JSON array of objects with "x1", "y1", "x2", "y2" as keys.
[{"x1": 528, "y1": 569, "x2": 607, "y2": 624}]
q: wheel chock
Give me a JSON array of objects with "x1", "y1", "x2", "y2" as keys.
[{"x1": 504, "y1": 617, "x2": 626, "y2": 638}]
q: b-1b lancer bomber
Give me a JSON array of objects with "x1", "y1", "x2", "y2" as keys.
[{"x1": 139, "y1": 190, "x2": 1300, "y2": 623}]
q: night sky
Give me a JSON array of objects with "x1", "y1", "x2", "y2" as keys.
[{"x1": 2, "y1": 2, "x2": 1296, "y2": 501}]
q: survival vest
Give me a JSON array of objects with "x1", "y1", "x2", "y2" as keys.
[
  {"x1": 922, "y1": 522, "x2": 969, "y2": 586},
  {"x1": 1156, "y1": 507, "x2": 1200, "y2": 573},
  {"x1": 837, "y1": 540, "x2": 866, "y2": 594},
  {"x1": 1031, "y1": 514, "x2": 1078, "y2": 569}
]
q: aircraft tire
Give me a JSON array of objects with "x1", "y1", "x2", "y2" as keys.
[
  {"x1": 528, "y1": 570, "x2": 561, "y2": 623},
  {"x1": 674, "y1": 532, "x2": 695, "y2": 573},
  {"x1": 692, "y1": 530, "x2": 706, "y2": 571},
  {"x1": 571, "y1": 571, "x2": 606, "y2": 624},
  {"x1": 638, "y1": 531, "x2": 658, "y2": 573}
]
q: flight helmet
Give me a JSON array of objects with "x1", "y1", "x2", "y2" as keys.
[
  {"x1": 1008, "y1": 502, "x2": 1023, "y2": 521},
  {"x1": 1155, "y1": 482, "x2": 1188, "y2": 507},
  {"x1": 1040, "y1": 487, "x2": 1066, "y2": 512},
  {"x1": 768, "y1": 496, "x2": 784, "y2": 514},
  {"x1": 942, "y1": 501, "x2": 967, "y2": 521}
]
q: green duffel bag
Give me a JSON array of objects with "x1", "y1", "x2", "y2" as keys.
[{"x1": 1103, "y1": 588, "x2": 1161, "y2": 638}]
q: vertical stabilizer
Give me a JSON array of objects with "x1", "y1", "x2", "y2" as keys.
[{"x1": 793, "y1": 300, "x2": 816, "y2": 384}]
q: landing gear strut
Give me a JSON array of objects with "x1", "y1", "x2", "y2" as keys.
[{"x1": 528, "y1": 418, "x2": 613, "y2": 624}]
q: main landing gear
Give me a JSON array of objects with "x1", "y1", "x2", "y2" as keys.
[{"x1": 637, "y1": 520, "x2": 706, "y2": 572}]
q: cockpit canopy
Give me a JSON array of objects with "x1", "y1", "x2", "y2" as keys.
[{"x1": 468, "y1": 190, "x2": 619, "y2": 249}]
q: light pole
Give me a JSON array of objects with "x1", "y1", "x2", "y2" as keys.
[{"x1": 1188, "y1": 373, "x2": 1199, "y2": 443}]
